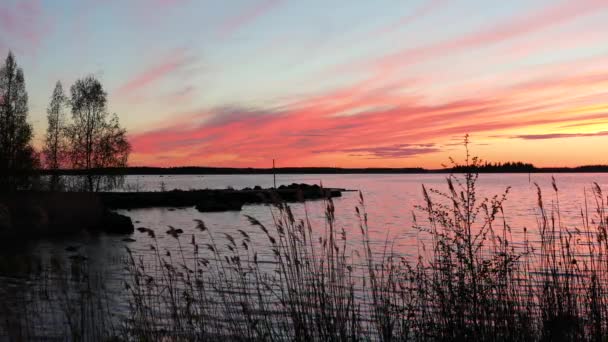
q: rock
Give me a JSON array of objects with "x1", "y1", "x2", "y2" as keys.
[
  {"x1": 195, "y1": 200, "x2": 243, "y2": 212},
  {"x1": 136, "y1": 227, "x2": 148, "y2": 233},
  {"x1": 101, "y1": 211, "x2": 134, "y2": 234},
  {"x1": 122, "y1": 238, "x2": 136, "y2": 242},
  {"x1": 99, "y1": 185, "x2": 344, "y2": 209}
]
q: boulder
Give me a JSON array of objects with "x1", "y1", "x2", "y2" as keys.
[
  {"x1": 196, "y1": 199, "x2": 243, "y2": 212},
  {"x1": 101, "y1": 211, "x2": 134, "y2": 234}
]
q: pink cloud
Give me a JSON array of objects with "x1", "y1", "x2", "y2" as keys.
[
  {"x1": 360, "y1": 0, "x2": 608, "y2": 73},
  {"x1": 103, "y1": 0, "x2": 608, "y2": 168},
  {"x1": 0, "y1": 0, "x2": 50, "y2": 55},
  {"x1": 165, "y1": 85, "x2": 196, "y2": 105},
  {"x1": 127, "y1": 64, "x2": 608, "y2": 168},
  {"x1": 314, "y1": 144, "x2": 442, "y2": 159},
  {"x1": 370, "y1": 0, "x2": 447, "y2": 36},
  {"x1": 116, "y1": 50, "x2": 195, "y2": 96},
  {"x1": 217, "y1": 0, "x2": 282, "y2": 39},
  {"x1": 511, "y1": 131, "x2": 608, "y2": 140},
  {"x1": 153, "y1": 0, "x2": 190, "y2": 5}
]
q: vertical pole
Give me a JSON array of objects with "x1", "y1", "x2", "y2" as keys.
[{"x1": 273, "y1": 159, "x2": 276, "y2": 189}]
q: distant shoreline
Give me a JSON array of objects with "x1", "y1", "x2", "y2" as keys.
[{"x1": 39, "y1": 165, "x2": 608, "y2": 175}]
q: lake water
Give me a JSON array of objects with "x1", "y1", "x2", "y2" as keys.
[
  {"x1": 119, "y1": 172, "x2": 608, "y2": 245},
  {"x1": 6, "y1": 172, "x2": 608, "y2": 283},
  {"x1": 2, "y1": 173, "x2": 608, "y2": 339}
]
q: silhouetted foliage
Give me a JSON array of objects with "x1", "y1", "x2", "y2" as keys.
[
  {"x1": 451, "y1": 160, "x2": 536, "y2": 173},
  {"x1": 43, "y1": 166, "x2": 429, "y2": 175},
  {"x1": 43, "y1": 81, "x2": 68, "y2": 191},
  {"x1": 65, "y1": 75, "x2": 130, "y2": 192},
  {"x1": 0, "y1": 52, "x2": 38, "y2": 191}
]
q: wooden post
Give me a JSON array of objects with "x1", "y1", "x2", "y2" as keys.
[{"x1": 273, "y1": 159, "x2": 276, "y2": 189}]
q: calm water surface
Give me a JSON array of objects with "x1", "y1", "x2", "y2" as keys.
[
  {"x1": 120, "y1": 172, "x2": 608, "y2": 245},
  {"x1": 9, "y1": 173, "x2": 608, "y2": 268}
]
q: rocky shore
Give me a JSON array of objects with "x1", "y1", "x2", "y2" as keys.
[
  {"x1": 0, "y1": 184, "x2": 348, "y2": 239},
  {"x1": 101, "y1": 183, "x2": 346, "y2": 212}
]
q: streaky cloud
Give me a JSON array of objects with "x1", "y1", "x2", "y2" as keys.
[
  {"x1": 116, "y1": 50, "x2": 195, "y2": 96},
  {"x1": 314, "y1": 144, "x2": 441, "y2": 159},
  {"x1": 0, "y1": 0, "x2": 50, "y2": 54},
  {"x1": 512, "y1": 131, "x2": 608, "y2": 140},
  {"x1": 371, "y1": 0, "x2": 608, "y2": 71},
  {"x1": 128, "y1": 64, "x2": 608, "y2": 167},
  {"x1": 217, "y1": 0, "x2": 282, "y2": 39},
  {"x1": 370, "y1": 0, "x2": 447, "y2": 36}
]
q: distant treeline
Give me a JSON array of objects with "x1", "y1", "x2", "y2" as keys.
[
  {"x1": 40, "y1": 163, "x2": 608, "y2": 175},
  {"x1": 451, "y1": 161, "x2": 535, "y2": 173},
  {"x1": 453, "y1": 162, "x2": 608, "y2": 173},
  {"x1": 42, "y1": 166, "x2": 427, "y2": 175}
]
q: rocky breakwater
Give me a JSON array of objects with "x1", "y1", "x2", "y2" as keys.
[
  {"x1": 100, "y1": 183, "x2": 347, "y2": 213},
  {"x1": 195, "y1": 183, "x2": 343, "y2": 212}
]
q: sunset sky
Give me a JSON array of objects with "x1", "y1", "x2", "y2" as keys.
[{"x1": 1, "y1": 0, "x2": 608, "y2": 168}]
